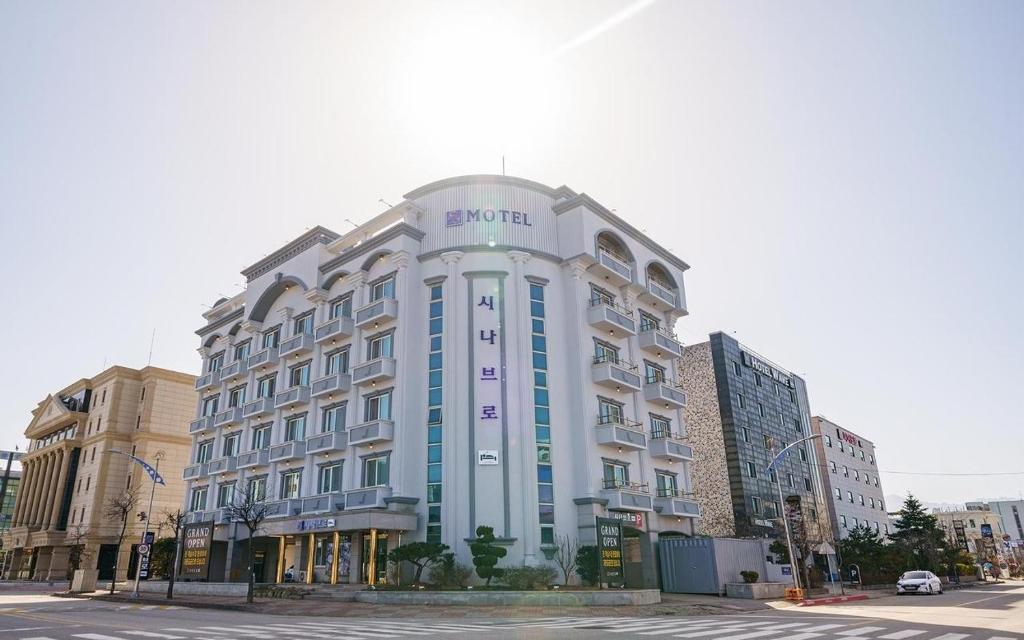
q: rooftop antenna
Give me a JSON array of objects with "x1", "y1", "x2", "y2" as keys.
[
  {"x1": 147, "y1": 329, "x2": 156, "y2": 366},
  {"x1": 344, "y1": 218, "x2": 359, "y2": 229},
  {"x1": 378, "y1": 199, "x2": 394, "y2": 210},
  {"x1": 502, "y1": 155, "x2": 506, "y2": 176}
]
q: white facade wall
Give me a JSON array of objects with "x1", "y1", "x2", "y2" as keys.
[{"x1": 187, "y1": 176, "x2": 697, "y2": 583}]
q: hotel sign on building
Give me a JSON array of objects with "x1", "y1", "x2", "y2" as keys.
[{"x1": 740, "y1": 351, "x2": 794, "y2": 388}]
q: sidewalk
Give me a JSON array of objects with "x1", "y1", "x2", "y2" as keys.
[{"x1": 65, "y1": 590, "x2": 775, "y2": 619}]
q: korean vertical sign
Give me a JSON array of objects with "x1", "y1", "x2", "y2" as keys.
[{"x1": 472, "y1": 276, "x2": 505, "y2": 529}]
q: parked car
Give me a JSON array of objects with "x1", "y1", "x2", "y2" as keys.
[{"x1": 896, "y1": 570, "x2": 943, "y2": 595}]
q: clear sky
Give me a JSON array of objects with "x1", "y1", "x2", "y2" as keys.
[{"x1": 1, "y1": 1, "x2": 1021, "y2": 505}]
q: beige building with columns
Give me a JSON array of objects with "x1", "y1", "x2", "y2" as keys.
[{"x1": 1, "y1": 366, "x2": 195, "y2": 581}]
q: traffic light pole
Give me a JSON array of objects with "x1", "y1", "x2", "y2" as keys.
[{"x1": 131, "y1": 456, "x2": 160, "y2": 599}]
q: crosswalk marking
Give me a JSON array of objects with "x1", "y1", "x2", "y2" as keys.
[
  {"x1": 837, "y1": 628, "x2": 887, "y2": 636},
  {"x1": 122, "y1": 633, "x2": 186, "y2": 639},
  {"x1": 684, "y1": 630, "x2": 786, "y2": 640},
  {"x1": 74, "y1": 634, "x2": 132, "y2": 640},
  {"x1": 801, "y1": 625, "x2": 848, "y2": 633},
  {"x1": 928, "y1": 635, "x2": 970, "y2": 640},
  {"x1": 879, "y1": 631, "x2": 928, "y2": 639}
]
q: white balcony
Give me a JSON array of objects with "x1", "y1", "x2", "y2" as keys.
[
  {"x1": 348, "y1": 419, "x2": 394, "y2": 447},
  {"x1": 247, "y1": 346, "x2": 279, "y2": 372},
  {"x1": 654, "y1": 492, "x2": 701, "y2": 518},
  {"x1": 643, "y1": 380, "x2": 687, "y2": 409},
  {"x1": 236, "y1": 449, "x2": 270, "y2": 469},
  {"x1": 195, "y1": 371, "x2": 220, "y2": 391},
  {"x1": 586, "y1": 300, "x2": 637, "y2": 336},
  {"x1": 314, "y1": 316, "x2": 354, "y2": 345},
  {"x1": 344, "y1": 486, "x2": 392, "y2": 510},
  {"x1": 274, "y1": 385, "x2": 311, "y2": 410},
  {"x1": 592, "y1": 249, "x2": 633, "y2": 287},
  {"x1": 189, "y1": 416, "x2": 214, "y2": 435},
  {"x1": 595, "y1": 418, "x2": 647, "y2": 451},
  {"x1": 649, "y1": 435, "x2": 693, "y2": 462},
  {"x1": 306, "y1": 430, "x2": 347, "y2": 455},
  {"x1": 268, "y1": 440, "x2": 306, "y2": 463},
  {"x1": 264, "y1": 498, "x2": 303, "y2": 518},
  {"x1": 212, "y1": 407, "x2": 244, "y2": 428},
  {"x1": 645, "y1": 280, "x2": 679, "y2": 308},
  {"x1": 591, "y1": 357, "x2": 643, "y2": 392},
  {"x1": 207, "y1": 456, "x2": 238, "y2": 475},
  {"x1": 279, "y1": 333, "x2": 314, "y2": 359},
  {"x1": 600, "y1": 482, "x2": 654, "y2": 512},
  {"x1": 242, "y1": 396, "x2": 275, "y2": 419},
  {"x1": 218, "y1": 359, "x2": 248, "y2": 383},
  {"x1": 187, "y1": 510, "x2": 215, "y2": 525},
  {"x1": 182, "y1": 463, "x2": 208, "y2": 480},
  {"x1": 301, "y1": 491, "x2": 344, "y2": 514},
  {"x1": 638, "y1": 328, "x2": 683, "y2": 359},
  {"x1": 351, "y1": 357, "x2": 396, "y2": 387},
  {"x1": 311, "y1": 373, "x2": 352, "y2": 399},
  {"x1": 354, "y1": 297, "x2": 398, "y2": 329}
]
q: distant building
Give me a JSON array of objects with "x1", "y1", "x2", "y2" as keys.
[
  {"x1": 0, "y1": 468, "x2": 22, "y2": 532},
  {"x1": 988, "y1": 499, "x2": 1024, "y2": 543},
  {"x1": 932, "y1": 503, "x2": 1005, "y2": 561},
  {"x1": 810, "y1": 416, "x2": 892, "y2": 538},
  {"x1": 680, "y1": 332, "x2": 832, "y2": 552},
  {"x1": 1, "y1": 366, "x2": 195, "y2": 581}
]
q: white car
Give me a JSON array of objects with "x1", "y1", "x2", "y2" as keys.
[{"x1": 896, "y1": 570, "x2": 943, "y2": 595}]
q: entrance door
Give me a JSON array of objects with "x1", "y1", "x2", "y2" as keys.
[
  {"x1": 623, "y1": 528, "x2": 645, "y2": 588},
  {"x1": 96, "y1": 544, "x2": 119, "y2": 581},
  {"x1": 252, "y1": 550, "x2": 266, "y2": 583},
  {"x1": 360, "y1": 532, "x2": 389, "y2": 584}
]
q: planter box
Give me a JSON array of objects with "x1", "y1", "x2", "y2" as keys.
[
  {"x1": 725, "y1": 582, "x2": 788, "y2": 599},
  {"x1": 71, "y1": 569, "x2": 99, "y2": 593}
]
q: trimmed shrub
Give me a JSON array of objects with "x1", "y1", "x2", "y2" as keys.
[
  {"x1": 503, "y1": 565, "x2": 558, "y2": 590},
  {"x1": 469, "y1": 526, "x2": 507, "y2": 585},
  {"x1": 740, "y1": 570, "x2": 759, "y2": 584},
  {"x1": 429, "y1": 552, "x2": 473, "y2": 589}
]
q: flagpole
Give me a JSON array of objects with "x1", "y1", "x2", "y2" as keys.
[{"x1": 131, "y1": 451, "x2": 164, "y2": 599}]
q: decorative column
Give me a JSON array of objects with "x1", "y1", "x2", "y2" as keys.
[
  {"x1": 507, "y1": 251, "x2": 535, "y2": 561},
  {"x1": 561, "y1": 259, "x2": 597, "y2": 498},
  {"x1": 45, "y1": 450, "x2": 68, "y2": 530},
  {"x1": 40, "y1": 453, "x2": 60, "y2": 530},
  {"x1": 622, "y1": 288, "x2": 649, "y2": 489},
  {"x1": 30, "y1": 454, "x2": 53, "y2": 528},
  {"x1": 438, "y1": 251, "x2": 463, "y2": 545},
  {"x1": 387, "y1": 251, "x2": 411, "y2": 494},
  {"x1": 12, "y1": 460, "x2": 32, "y2": 526}
]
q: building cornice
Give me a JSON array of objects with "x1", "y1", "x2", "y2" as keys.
[
  {"x1": 196, "y1": 307, "x2": 245, "y2": 338},
  {"x1": 319, "y1": 223, "x2": 425, "y2": 276},
  {"x1": 552, "y1": 193, "x2": 690, "y2": 272},
  {"x1": 403, "y1": 174, "x2": 568, "y2": 200},
  {"x1": 241, "y1": 226, "x2": 341, "y2": 283}
]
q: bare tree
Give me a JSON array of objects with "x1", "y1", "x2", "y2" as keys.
[
  {"x1": 553, "y1": 534, "x2": 580, "y2": 586},
  {"x1": 65, "y1": 524, "x2": 92, "y2": 581},
  {"x1": 104, "y1": 489, "x2": 140, "y2": 594},
  {"x1": 162, "y1": 509, "x2": 187, "y2": 600},
  {"x1": 222, "y1": 485, "x2": 269, "y2": 603}
]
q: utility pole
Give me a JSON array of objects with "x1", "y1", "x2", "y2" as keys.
[
  {"x1": 766, "y1": 433, "x2": 823, "y2": 595},
  {"x1": 132, "y1": 451, "x2": 164, "y2": 599}
]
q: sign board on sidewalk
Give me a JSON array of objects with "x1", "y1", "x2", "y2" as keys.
[
  {"x1": 178, "y1": 521, "x2": 214, "y2": 580},
  {"x1": 137, "y1": 531, "x2": 155, "y2": 580},
  {"x1": 596, "y1": 516, "x2": 624, "y2": 589}
]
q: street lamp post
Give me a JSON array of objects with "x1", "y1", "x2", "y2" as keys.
[
  {"x1": 766, "y1": 433, "x2": 822, "y2": 595},
  {"x1": 104, "y1": 449, "x2": 165, "y2": 599}
]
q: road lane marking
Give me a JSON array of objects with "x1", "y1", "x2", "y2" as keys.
[
  {"x1": 74, "y1": 634, "x2": 131, "y2": 640},
  {"x1": 799, "y1": 625, "x2": 847, "y2": 632},
  {"x1": 681, "y1": 631, "x2": 786, "y2": 640},
  {"x1": 878, "y1": 631, "x2": 928, "y2": 639}
]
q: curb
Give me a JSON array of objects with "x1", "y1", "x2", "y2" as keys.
[
  {"x1": 798, "y1": 594, "x2": 869, "y2": 607},
  {"x1": 61, "y1": 592, "x2": 257, "y2": 612}
]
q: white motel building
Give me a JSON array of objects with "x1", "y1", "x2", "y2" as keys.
[{"x1": 185, "y1": 175, "x2": 697, "y2": 587}]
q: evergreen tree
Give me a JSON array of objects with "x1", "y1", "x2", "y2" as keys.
[
  {"x1": 469, "y1": 525, "x2": 507, "y2": 585},
  {"x1": 889, "y1": 494, "x2": 946, "y2": 572}
]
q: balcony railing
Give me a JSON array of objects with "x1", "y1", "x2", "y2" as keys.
[
  {"x1": 264, "y1": 498, "x2": 303, "y2": 518},
  {"x1": 638, "y1": 327, "x2": 683, "y2": 359},
  {"x1": 268, "y1": 440, "x2": 306, "y2": 463},
  {"x1": 594, "y1": 248, "x2": 633, "y2": 286},
  {"x1": 241, "y1": 396, "x2": 275, "y2": 419},
  {"x1": 236, "y1": 448, "x2": 270, "y2": 469},
  {"x1": 314, "y1": 316, "x2": 354, "y2": 345},
  {"x1": 354, "y1": 297, "x2": 398, "y2": 329},
  {"x1": 600, "y1": 480, "x2": 654, "y2": 512},
  {"x1": 213, "y1": 407, "x2": 244, "y2": 428},
  {"x1": 301, "y1": 491, "x2": 344, "y2": 514},
  {"x1": 182, "y1": 463, "x2": 208, "y2": 480},
  {"x1": 218, "y1": 359, "x2": 247, "y2": 382},
  {"x1": 649, "y1": 432, "x2": 693, "y2": 461},
  {"x1": 344, "y1": 486, "x2": 392, "y2": 510},
  {"x1": 591, "y1": 355, "x2": 643, "y2": 391},
  {"x1": 274, "y1": 385, "x2": 311, "y2": 410},
  {"x1": 643, "y1": 378, "x2": 687, "y2": 409},
  {"x1": 306, "y1": 430, "x2": 347, "y2": 455},
  {"x1": 195, "y1": 371, "x2": 220, "y2": 391},
  {"x1": 189, "y1": 416, "x2": 214, "y2": 434},
  {"x1": 351, "y1": 357, "x2": 396, "y2": 386},
  {"x1": 279, "y1": 333, "x2": 314, "y2": 359},
  {"x1": 348, "y1": 419, "x2": 394, "y2": 447},
  {"x1": 311, "y1": 372, "x2": 352, "y2": 399},
  {"x1": 646, "y1": 279, "x2": 678, "y2": 308},
  {"x1": 207, "y1": 456, "x2": 238, "y2": 475},
  {"x1": 654, "y1": 492, "x2": 700, "y2": 517},
  {"x1": 247, "y1": 346, "x2": 280, "y2": 371},
  {"x1": 595, "y1": 416, "x2": 647, "y2": 451},
  {"x1": 586, "y1": 299, "x2": 637, "y2": 335}
]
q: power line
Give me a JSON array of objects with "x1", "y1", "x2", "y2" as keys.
[{"x1": 879, "y1": 470, "x2": 1024, "y2": 477}]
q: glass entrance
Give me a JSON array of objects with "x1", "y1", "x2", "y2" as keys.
[{"x1": 360, "y1": 531, "x2": 389, "y2": 585}]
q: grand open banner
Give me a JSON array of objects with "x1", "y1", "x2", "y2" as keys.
[{"x1": 178, "y1": 521, "x2": 215, "y2": 580}]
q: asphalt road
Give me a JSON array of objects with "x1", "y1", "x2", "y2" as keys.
[{"x1": 0, "y1": 583, "x2": 1021, "y2": 640}]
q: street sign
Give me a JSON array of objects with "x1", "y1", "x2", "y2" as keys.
[
  {"x1": 596, "y1": 517, "x2": 625, "y2": 589},
  {"x1": 137, "y1": 531, "x2": 155, "y2": 580},
  {"x1": 137, "y1": 544, "x2": 150, "y2": 556}
]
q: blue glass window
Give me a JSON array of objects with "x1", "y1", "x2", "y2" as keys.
[
  {"x1": 537, "y1": 464, "x2": 552, "y2": 483},
  {"x1": 427, "y1": 464, "x2": 442, "y2": 483}
]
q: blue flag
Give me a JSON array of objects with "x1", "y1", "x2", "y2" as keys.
[{"x1": 124, "y1": 453, "x2": 165, "y2": 486}]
